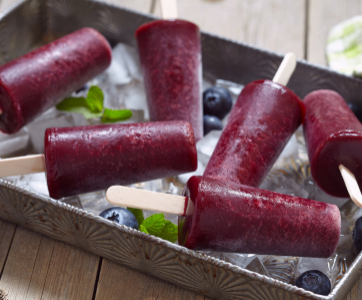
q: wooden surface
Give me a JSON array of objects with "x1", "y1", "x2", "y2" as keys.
[{"x1": 0, "y1": 0, "x2": 361, "y2": 299}]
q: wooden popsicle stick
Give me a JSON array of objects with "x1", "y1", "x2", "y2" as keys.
[
  {"x1": 272, "y1": 52, "x2": 297, "y2": 86},
  {"x1": 159, "y1": 0, "x2": 178, "y2": 19},
  {"x1": 0, "y1": 154, "x2": 46, "y2": 177},
  {"x1": 106, "y1": 186, "x2": 185, "y2": 215},
  {"x1": 339, "y1": 164, "x2": 362, "y2": 208}
]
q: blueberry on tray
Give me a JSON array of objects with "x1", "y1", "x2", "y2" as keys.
[
  {"x1": 347, "y1": 102, "x2": 362, "y2": 122},
  {"x1": 203, "y1": 86, "x2": 232, "y2": 119},
  {"x1": 203, "y1": 115, "x2": 223, "y2": 135},
  {"x1": 353, "y1": 216, "x2": 362, "y2": 252},
  {"x1": 100, "y1": 207, "x2": 138, "y2": 229},
  {"x1": 295, "y1": 270, "x2": 331, "y2": 296}
]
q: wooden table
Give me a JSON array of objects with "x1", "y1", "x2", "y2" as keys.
[{"x1": 0, "y1": 0, "x2": 361, "y2": 299}]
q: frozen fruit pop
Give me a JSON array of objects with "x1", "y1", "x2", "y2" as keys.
[
  {"x1": 136, "y1": 19, "x2": 203, "y2": 141},
  {"x1": 303, "y1": 90, "x2": 362, "y2": 199},
  {"x1": 0, "y1": 121, "x2": 197, "y2": 199},
  {"x1": 106, "y1": 176, "x2": 341, "y2": 258},
  {"x1": 204, "y1": 54, "x2": 305, "y2": 187},
  {"x1": 0, "y1": 27, "x2": 112, "y2": 134}
]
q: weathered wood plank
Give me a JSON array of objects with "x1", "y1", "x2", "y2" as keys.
[
  {"x1": 94, "y1": 258, "x2": 206, "y2": 300},
  {"x1": 153, "y1": 0, "x2": 306, "y2": 59},
  {"x1": 39, "y1": 242, "x2": 99, "y2": 300},
  {"x1": 0, "y1": 219, "x2": 16, "y2": 273},
  {"x1": 0, "y1": 227, "x2": 44, "y2": 299},
  {"x1": 0, "y1": 226, "x2": 99, "y2": 300},
  {"x1": 308, "y1": 0, "x2": 362, "y2": 65}
]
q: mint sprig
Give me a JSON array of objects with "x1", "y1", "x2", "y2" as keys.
[
  {"x1": 56, "y1": 85, "x2": 132, "y2": 123},
  {"x1": 101, "y1": 108, "x2": 133, "y2": 123},
  {"x1": 129, "y1": 210, "x2": 178, "y2": 243}
]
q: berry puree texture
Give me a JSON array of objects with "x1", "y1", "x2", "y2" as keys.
[
  {"x1": 136, "y1": 20, "x2": 203, "y2": 141},
  {"x1": 204, "y1": 80, "x2": 305, "y2": 187}
]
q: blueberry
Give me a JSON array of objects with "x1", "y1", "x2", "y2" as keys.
[
  {"x1": 295, "y1": 270, "x2": 331, "y2": 296},
  {"x1": 99, "y1": 207, "x2": 138, "y2": 229},
  {"x1": 353, "y1": 216, "x2": 362, "y2": 252},
  {"x1": 203, "y1": 115, "x2": 223, "y2": 136},
  {"x1": 347, "y1": 102, "x2": 362, "y2": 122},
  {"x1": 76, "y1": 84, "x2": 88, "y2": 94},
  {"x1": 203, "y1": 86, "x2": 232, "y2": 119}
]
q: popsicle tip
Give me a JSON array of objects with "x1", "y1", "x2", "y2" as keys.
[
  {"x1": 339, "y1": 164, "x2": 362, "y2": 208},
  {"x1": 272, "y1": 52, "x2": 297, "y2": 86}
]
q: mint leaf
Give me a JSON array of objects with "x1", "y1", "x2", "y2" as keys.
[
  {"x1": 127, "y1": 208, "x2": 144, "y2": 225},
  {"x1": 140, "y1": 214, "x2": 165, "y2": 235},
  {"x1": 56, "y1": 97, "x2": 88, "y2": 113},
  {"x1": 139, "y1": 224, "x2": 149, "y2": 234},
  {"x1": 101, "y1": 109, "x2": 133, "y2": 123},
  {"x1": 86, "y1": 86, "x2": 104, "y2": 113},
  {"x1": 56, "y1": 96, "x2": 102, "y2": 119},
  {"x1": 158, "y1": 220, "x2": 178, "y2": 243}
]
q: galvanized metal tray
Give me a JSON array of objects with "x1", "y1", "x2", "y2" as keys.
[{"x1": 1, "y1": 0, "x2": 362, "y2": 299}]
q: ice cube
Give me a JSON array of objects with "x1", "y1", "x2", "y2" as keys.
[
  {"x1": 27, "y1": 108, "x2": 88, "y2": 153},
  {"x1": 106, "y1": 43, "x2": 142, "y2": 85},
  {"x1": 79, "y1": 190, "x2": 114, "y2": 216},
  {"x1": 196, "y1": 130, "x2": 221, "y2": 165},
  {"x1": 260, "y1": 172, "x2": 309, "y2": 198},
  {"x1": 0, "y1": 127, "x2": 30, "y2": 157},
  {"x1": 177, "y1": 161, "x2": 205, "y2": 184},
  {"x1": 4, "y1": 172, "x2": 49, "y2": 197},
  {"x1": 246, "y1": 257, "x2": 270, "y2": 276},
  {"x1": 222, "y1": 253, "x2": 257, "y2": 269},
  {"x1": 117, "y1": 80, "x2": 149, "y2": 120},
  {"x1": 278, "y1": 134, "x2": 298, "y2": 161},
  {"x1": 261, "y1": 256, "x2": 300, "y2": 284}
]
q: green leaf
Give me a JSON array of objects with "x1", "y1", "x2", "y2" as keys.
[
  {"x1": 86, "y1": 86, "x2": 104, "y2": 113},
  {"x1": 139, "y1": 224, "x2": 149, "y2": 234},
  {"x1": 56, "y1": 97, "x2": 88, "y2": 113},
  {"x1": 101, "y1": 109, "x2": 133, "y2": 123},
  {"x1": 127, "y1": 208, "x2": 144, "y2": 225},
  {"x1": 140, "y1": 214, "x2": 165, "y2": 235},
  {"x1": 56, "y1": 96, "x2": 102, "y2": 119},
  {"x1": 157, "y1": 220, "x2": 178, "y2": 243}
]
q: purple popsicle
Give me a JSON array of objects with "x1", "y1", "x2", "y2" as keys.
[
  {"x1": 0, "y1": 27, "x2": 112, "y2": 134},
  {"x1": 44, "y1": 121, "x2": 197, "y2": 199},
  {"x1": 303, "y1": 90, "x2": 362, "y2": 198},
  {"x1": 136, "y1": 19, "x2": 203, "y2": 141},
  {"x1": 203, "y1": 79, "x2": 305, "y2": 187},
  {"x1": 178, "y1": 176, "x2": 340, "y2": 257}
]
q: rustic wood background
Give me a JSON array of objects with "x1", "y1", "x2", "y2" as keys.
[{"x1": 0, "y1": 0, "x2": 361, "y2": 299}]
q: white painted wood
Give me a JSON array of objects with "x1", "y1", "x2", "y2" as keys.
[
  {"x1": 106, "y1": 186, "x2": 185, "y2": 215},
  {"x1": 339, "y1": 164, "x2": 362, "y2": 208},
  {"x1": 272, "y1": 52, "x2": 297, "y2": 86},
  {"x1": 153, "y1": 0, "x2": 305, "y2": 59},
  {"x1": 0, "y1": 154, "x2": 45, "y2": 177},
  {"x1": 160, "y1": 0, "x2": 178, "y2": 19}
]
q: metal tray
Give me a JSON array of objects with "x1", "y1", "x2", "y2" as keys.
[{"x1": 1, "y1": 0, "x2": 362, "y2": 299}]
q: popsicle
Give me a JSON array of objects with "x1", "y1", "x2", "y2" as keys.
[
  {"x1": 203, "y1": 54, "x2": 305, "y2": 187},
  {"x1": 0, "y1": 121, "x2": 197, "y2": 199},
  {"x1": 303, "y1": 90, "x2": 362, "y2": 199},
  {"x1": 0, "y1": 27, "x2": 112, "y2": 134},
  {"x1": 135, "y1": 14, "x2": 202, "y2": 140},
  {"x1": 106, "y1": 176, "x2": 341, "y2": 258}
]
